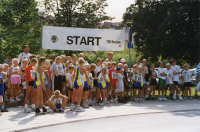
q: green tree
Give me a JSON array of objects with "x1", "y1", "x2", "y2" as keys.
[{"x1": 121, "y1": 0, "x2": 199, "y2": 65}]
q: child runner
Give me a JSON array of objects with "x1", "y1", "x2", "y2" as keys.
[
  {"x1": 20, "y1": 59, "x2": 28, "y2": 98},
  {"x1": 82, "y1": 63, "x2": 90, "y2": 108},
  {"x1": 123, "y1": 64, "x2": 130, "y2": 100},
  {"x1": 66, "y1": 65, "x2": 74, "y2": 105},
  {"x1": 98, "y1": 67, "x2": 109, "y2": 106},
  {"x1": 95, "y1": 58, "x2": 102, "y2": 104},
  {"x1": 108, "y1": 62, "x2": 118, "y2": 103},
  {"x1": 171, "y1": 59, "x2": 183, "y2": 100},
  {"x1": 9, "y1": 58, "x2": 22, "y2": 101},
  {"x1": 1, "y1": 71, "x2": 8, "y2": 112},
  {"x1": 46, "y1": 90, "x2": 68, "y2": 112},
  {"x1": 129, "y1": 64, "x2": 138, "y2": 101},
  {"x1": 117, "y1": 67, "x2": 126, "y2": 103},
  {"x1": 149, "y1": 65, "x2": 157, "y2": 101},
  {"x1": 70, "y1": 58, "x2": 92, "y2": 112},
  {"x1": 90, "y1": 63, "x2": 97, "y2": 104},
  {"x1": 50, "y1": 56, "x2": 64, "y2": 93},
  {"x1": 165, "y1": 63, "x2": 174, "y2": 101},
  {"x1": 35, "y1": 57, "x2": 48, "y2": 115},
  {"x1": 24, "y1": 58, "x2": 37, "y2": 113},
  {"x1": 182, "y1": 63, "x2": 193, "y2": 100},
  {"x1": 87, "y1": 66, "x2": 93, "y2": 106},
  {"x1": 158, "y1": 62, "x2": 167, "y2": 101}
]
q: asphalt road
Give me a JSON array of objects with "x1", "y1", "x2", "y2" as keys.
[{"x1": 23, "y1": 110, "x2": 200, "y2": 132}]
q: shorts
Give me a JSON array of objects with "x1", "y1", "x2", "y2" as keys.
[
  {"x1": 11, "y1": 77, "x2": 21, "y2": 84},
  {"x1": 159, "y1": 78, "x2": 166, "y2": 88},
  {"x1": 166, "y1": 84, "x2": 173, "y2": 90},
  {"x1": 124, "y1": 85, "x2": 130, "y2": 89},
  {"x1": 174, "y1": 81, "x2": 178, "y2": 86},
  {"x1": 67, "y1": 86, "x2": 73, "y2": 91},
  {"x1": 55, "y1": 104, "x2": 61, "y2": 109},
  {"x1": 73, "y1": 79, "x2": 84, "y2": 89},
  {"x1": 92, "y1": 86, "x2": 97, "y2": 92},
  {"x1": 118, "y1": 86, "x2": 124, "y2": 92},
  {"x1": 24, "y1": 89, "x2": 26, "y2": 97},
  {"x1": 150, "y1": 79, "x2": 157, "y2": 86},
  {"x1": 45, "y1": 84, "x2": 49, "y2": 91},
  {"x1": 135, "y1": 82, "x2": 143, "y2": 89},
  {"x1": 62, "y1": 76, "x2": 66, "y2": 82},
  {"x1": 28, "y1": 81, "x2": 35, "y2": 87},
  {"x1": 184, "y1": 82, "x2": 192, "y2": 87},
  {"x1": 145, "y1": 81, "x2": 150, "y2": 85},
  {"x1": 83, "y1": 87, "x2": 88, "y2": 92},
  {"x1": 132, "y1": 84, "x2": 137, "y2": 89}
]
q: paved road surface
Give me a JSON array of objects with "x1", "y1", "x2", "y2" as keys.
[{"x1": 24, "y1": 110, "x2": 200, "y2": 132}]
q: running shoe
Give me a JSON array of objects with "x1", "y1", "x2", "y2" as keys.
[
  {"x1": 24, "y1": 108, "x2": 30, "y2": 113},
  {"x1": 19, "y1": 93, "x2": 24, "y2": 98},
  {"x1": 43, "y1": 107, "x2": 48, "y2": 114},
  {"x1": 162, "y1": 97, "x2": 168, "y2": 101},
  {"x1": 183, "y1": 96, "x2": 188, "y2": 100},
  {"x1": 158, "y1": 97, "x2": 163, "y2": 101},
  {"x1": 138, "y1": 99, "x2": 142, "y2": 103},
  {"x1": 1, "y1": 108, "x2": 8, "y2": 112},
  {"x1": 105, "y1": 101, "x2": 110, "y2": 104},
  {"x1": 31, "y1": 107, "x2": 36, "y2": 112},
  {"x1": 70, "y1": 105, "x2": 75, "y2": 111},
  {"x1": 142, "y1": 98, "x2": 146, "y2": 102},
  {"x1": 16, "y1": 97, "x2": 21, "y2": 101},
  {"x1": 76, "y1": 107, "x2": 85, "y2": 112},
  {"x1": 10, "y1": 98, "x2": 14, "y2": 102},
  {"x1": 59, "y1": 108, "x2": 64, "y2": 112},
  {"x1": 35, "y1": 108, "x2": 45, "y2": 115},
  {"x1": 110, "y1": 98, "x2": 114, "y2": 103},
  {"x1": 189, "y1": 96, "x2": 193, "y2": 100},
  {"x1": 173, "y1": 94, "x2": 176, "y2": 100},
  {"x1": 82, "y1": 103, "x2": 89, "y2": 108},
  {"x1": 99, "y1": 101, "x2": 105, "y2": 106},
  {"x1": 179, "y1": 96, "x2": 183, "y2": 101}
]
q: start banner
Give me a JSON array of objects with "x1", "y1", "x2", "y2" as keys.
[{"x1": 42, "y1": 26, "x2": 125, "y2": 51}]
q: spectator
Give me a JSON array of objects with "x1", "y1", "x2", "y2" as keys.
[
  {"x1": 18, "y1": 45, "x2": 31, "y2": 66},
  {"x1": 105, "y1": 52, "x2": 114, "y2": 62},
  {"x1": 4, "y1": 53, "x2": 12, "y2": 64}
]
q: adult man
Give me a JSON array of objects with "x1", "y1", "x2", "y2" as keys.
[
  {"x1": 50, "y1": 54, "x2": 55, "y2": 63},
  {"x1": 18, "y1": 45, "x2": 31, "y2": 66},
  {"x1": 4, "y1": 53, "x2": 12, "y2": 64},
  {"x1": 105, "y1": 52, "x2": 114, "y2": 62},
  {"x1": 170, "y1": 59, "x2": 183, "y2": 100},
  {"x1": 78, "y1": 53, "x2": 84, "y2": 59}
]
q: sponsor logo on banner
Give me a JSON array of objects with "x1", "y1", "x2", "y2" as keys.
[{"x1": 51, "y1": 35, "x2": 58, "y2": 43}]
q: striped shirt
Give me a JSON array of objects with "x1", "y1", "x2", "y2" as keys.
[{"x1": 196, "y1": 63, "x2": 200, "y2": 75}]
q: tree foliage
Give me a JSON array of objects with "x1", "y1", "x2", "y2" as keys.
[{"x1": 121, "y1": 0, "x2": 199, "y2": 65}]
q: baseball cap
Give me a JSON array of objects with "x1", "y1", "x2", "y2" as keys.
[
  {"x1": 121, "y1": 58, "x2": 125, "y2": 63},
  {"x1": 117, "y1": 67, "x2": 121, "y2": 71}
]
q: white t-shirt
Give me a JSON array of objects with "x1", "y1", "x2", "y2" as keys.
[
  {"x1": 95, "y1": 65, "x2": 101, "y2": 74},
  {"x1": 50, "y1": 63, "x2": 63, "y2": 75},
  {"x1": 165, "y1": 69, "x2": 173, "y2": 85},
  {"x1": 18, "y1": 53, "x2": 31, "y2": 66},
  {"x1": 66, "y1": 73, "x2": 73, "y2": 87},
  {"x1": 171, "y1": 65, "x2": 181, "y2": 82},
  {"x1": 117, "y1": 73, "x2": 124, "y2": 88},
  {"x1": 158, "y1": 67, "x2": 166, "y2": 80},
  {"x1": 98, "y1": 73, "x2": 108, "y2": 84},
  {"x1": 181, "y1": 70, "x2": 192, "y2": 83}
]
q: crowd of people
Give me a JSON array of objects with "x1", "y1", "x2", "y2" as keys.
[{"x1": 0, "y1": 45, "x2": 199, "y2": 115}]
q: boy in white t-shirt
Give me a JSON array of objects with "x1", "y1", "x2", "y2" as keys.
[
  {"x1": 157, "y1": 62, "x2": 167, "y2": 101},
  {"x1": 170, "y1": 59, "x2": 183, "y2": 100},
  {"x1": 165, "y1": 63, "x2": 174, "y2": 100},
  {"x1": 66, "y1": 65, "x2": 74, "y2": 105},
  {"x1": 181, "y1": 63, "x2": 193, "y2": 100}
]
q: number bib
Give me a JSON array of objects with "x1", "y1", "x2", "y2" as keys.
[
  {"x1": 185, "y1": 73, "x2": 190, "y2": 80},
  {"x1": 57, "y1": 65, "x2": 62, "y2": 73},
  {"x1": 152, "y1": 71, "x2": 156, "y2": 79},
  {"x1": 89, "y1": 74, "x2": 93, "y2": 83},
  {"x1": 112, "y1": 72, "x2": 117, "y2": 79},
  {"x1": 30, "y1": 70, "x2": 35, "y2": 79},
  {"x1": 137, "y1": 74, "x2": 142, "y2": 82},
  {"x1": 99, "y1": 76, "x2": 104, "y2": 83},
  {"x1": 167, "y1": 73, "x2": 172, "y2": 79},
  {"x1": 54, "y1": 98, "x2": 62, "y2": 105}
]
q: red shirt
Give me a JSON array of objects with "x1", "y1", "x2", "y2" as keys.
[
  {"x1": 25, "y1": 66, "x2": 35, "y2": 82},
  {"x1": 109, "y1": 69, "x2": 117, "y2": 85}
]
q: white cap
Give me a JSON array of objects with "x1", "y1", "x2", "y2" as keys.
[
  {"x1": 121, "y1": 58, "x2": 125, "y2": 63},
  {"x1": 0, "y1": 64, "x2": 4, "y2": 69}
]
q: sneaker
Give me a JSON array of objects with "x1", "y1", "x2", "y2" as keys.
[
  {"x1": 19, "y1": 93, "x2": 24, "y2": 98},
  {"x1": 189, "y1": 96, "x2": 193, "y2": 100},
  {"x1": 35, "y1": 108, "x2": 45, "y2": 115},
  {"x1": 43, "y1": 107, "x2": 48, "y2": 114},
  {"x1": 16, "y1": 97, "x2": 21, "y2": 101},
  {"x1": 162, "y1": 97, "x2": 168, "y2": 101},
  {"x1": 82, "y1": 103, "x2": 89, "y2": 108},
  {"x1": 183, "y1": 96, "x2": 188, "y2": 100},
  {"x1": 138, "y1": 99, "x2": 142, "y2": 103},
  {"x1": 70, "y1": 105, "x2": 75, "y2": 111},
  {"x1": 173, "y1": 95, "x2": 176, "y2": 100},
  {"x1": 179, "y1": 96, "x2": 183, "y2": 101},
  {"x1": 59, "y1": 108, "x2": 64, "y2": 112},
  {"x1": 105, "y1": 101, "x2": 110, "y2": 104},
  {"x1": 76, "y1": 106, "x2": 85, "y2": 112},
  {"x1": 158, "y1": 97, "x2": 163, "y2": 101},
  {"x1": 10, "y1": 98, "x2": 14, "y2": 102},
  {"x1": 99, "y1": 101, "x2": 105, "y2": 106},
  {"x1": 31, "y1": 107, "x2": 36, "y2": 112},
  {"x1": 66, "y1": 102, "x2": 71, "y2": 106},
  {"x1": 194, "y1": 95, "x2": 199, "y2": 98},
  {"x1": 114, "y1": 98, "x2": 118, "y2": 103},
  {"x1": 110, "y1": 98, "x2": 114, "y2": 103},
  {"x1": 24, "y1": 108, "x2": 30, "y2": 113},
  {"x1": 1, "y1": 108, "x2": 8, "y2": 112},
  {"x1": 176, "y1": 95, "x2": 179, "y2": 99}
]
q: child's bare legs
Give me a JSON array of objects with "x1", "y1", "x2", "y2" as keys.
[
  {"x1": 88, "y1": 89, "x2": 92, "y2": 100},
  {"x1": 61, "y1": 96, "x2": 68, "y2": 109},
  {"x1": 153, "y1": 86, "x2": 156, "y2": 96},
  {"x1": 31, "y1": 87, "x2": 36, "y2": 105},
  {"x1": 10, "y1": 84, "x2": 16, "y2": 98},
  {"x1": 96, "y1": 88, "x2": 100, "y2": 101},
  {"x1": 46, "y1": 100, "x2": 56, "y2": 110},
  {"x1": 100, "y1": 89, "x2": 105, "y2": 101},
  {"x1": 62, "y1": 82, "x2": 66, "y2": 95},
  {"x1": 83, "y1": 91, "x2": 88, "y2": 104},
  {"x1": 139, "y1": 89, "x2": 142, "y2": 99},
  {"x1": 133, "y1": 89, "x2": 136, "y2": 98},
  {"x1": 158, "y1": 88, "x2": 161, "y2": 96},
  {"x1": 188, "y1": 87, "x2": 191, "y2": 96},
  {"x1": 185, "y1": 87, "x2": 188, "y2": 96},
  {"x1": 36, "y1": 85, "x2": 44, "y2": 108}
]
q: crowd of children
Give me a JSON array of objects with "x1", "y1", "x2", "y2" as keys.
[{"x1": 0, "y1": 47, "x2": 199, "y2": 115}]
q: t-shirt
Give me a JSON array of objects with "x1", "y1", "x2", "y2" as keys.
[
  {"x1": 165, "y1": 69, "x2": 173, "y2": 84},
  {"x1": 117, "y1": 73, "x2": 124, "y2": 88},
  {"x1": 66, "y1": 73, "x2": 73, "y2": 87},
  {"x1": 98, "y1": 73, "x2": 108, "y2": 84},
  {"x1": 50, "y1": 63, "x2": 63, "y2": 76},
  {"x1": 123, "y1": 70, "x2": 129, "y2": 86},
  {"x1": 95, "y1": 65, "x2": 101, "y2": 74},
  {"x1": 144, "y1": 66, "x2": 151, "y2": 81},
  {"x1": 25, "y1": 66, "x2": 35, "y2": 82},
  {"x1": 151, "y1": 70, "x2": 157, "y2": 79},
  {"x1": 108, "y1": 69, "x2": 117, "y2": 85},
  {"x1": 181, "y1": 70, "x2": 192, "y2": 83},
  {"x1": 171, "y1": 65, "x2": 181, "y2": 82},
  {"x1": 18, "y1": 53, "x2": 31, "y2": 66},
  {"x1": 105, "y1": 58, "x2": 112, "y2": 62},
  {"x1": 88, "y1": 73, "x2": 93, "y2": 84},
  {"x1": 158, "y1": 67, "x2": 166, "y2": 80},
  {"x1": 91, "y1": 70, "x2": 98, "y2": 87}
]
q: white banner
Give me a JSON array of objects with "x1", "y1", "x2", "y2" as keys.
[{"x1": 42, "y1": 26, "x2": 125, "y2": 51}]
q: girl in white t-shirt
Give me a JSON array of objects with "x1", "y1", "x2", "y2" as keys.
[
  {"x1": 181, "y1": 63, "x2": 193, "y2": 100},
  {"x1": 117, "y1": 67, "x2": 125, "y2": 103},
  {"x1": 9, "y1": 58, "x2": 22, "y2": 102}
]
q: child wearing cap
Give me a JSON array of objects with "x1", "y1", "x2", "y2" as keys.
[{"x1": 117, "y1": 67, "x2": 125, "y2": 103}]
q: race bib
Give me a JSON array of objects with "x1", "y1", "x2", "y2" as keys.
[
  {"x1": 99, "y1": 77, "x2": 103, "y2": 83},
  {"x1": 185, "y1": 73, "x2": 190, "y2": 79},
  {"x1": 14, "y1": 67, "x2": 19, "y2": 72},
  {"x1": 89, "y1": 75, "x2": 93, "y2": 83},
  {"x1": 54, "y1": 99, "x2": 61, "y2": 105},
  {"x1": 57, "y1": 65, "x2": 62, "y2": 73},
  {"x1": 167, "y1": 73, "x2": 172, "y2": 78},
  {"x1": 152, "y1": 72, "x2": 156, "y2": 79},
  {"x1": 137, "y1": 75, "x2": 142, "y2": 82},
  {"x1": 112, "y1": 72, "x2": 117, "y2": 79},
  {"x1": 30, "y1": 70, "x2": 35, "y2": 79}
]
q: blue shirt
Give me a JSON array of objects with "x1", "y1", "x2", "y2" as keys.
[
  {"x1": 196, "y1": 63, "x2": 200, "y2": 76},
  {"x1": 0, "y1": 73, "x2": 4, "y2": 95}
]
